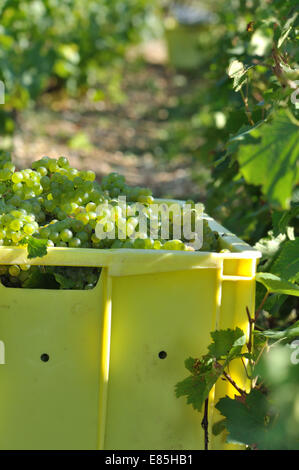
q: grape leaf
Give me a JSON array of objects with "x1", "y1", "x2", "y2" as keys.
[
  {"x1": 26, "y1": 237, "x2": 48, "y2": 259},
  {"x1": 208, "y1": 328, "x2": 247, "y2": 360},
  {"x1": 175, "y1": 366, "x2": 222, "y2": 412},
  {"x1": 237, "y1": 110, "x2": 299, "y2": 209},
  {"x1": 277, "y1": 11, "x2": 298, "y2": 48},
  {"x1": 216, "y1": 389, "x2": 273, "y2": 449},
  {"x1": 272, "y1": 205, "x2": 299, "y2": 236},
  {"x1": 175, "y1": 328, "x2": 248, "y2": 412},
  {"x1": 184, "y1": 357, "x2": 197, "y2": 373},
  {"x1": 227, "y1": 60, "x2": 254, "y2": 92},
  {"x1": 256, "y1": 272, "x2": 299, "y2": 296},
  {"x1": 270, "y1": 238, "x2": 299, "y2": 282},
  {"x1": 22, "y1": 269, "x2": 58, "y2": 289},
  {"x1": 52, "y1": 272, "x2": 76, "y2": 289},
  {"x1": 226, "y1": 122, "x2": 263, "y2": 155},
  {"x1": 254, "y1": 232, "x2": 286, "y2": 270}
]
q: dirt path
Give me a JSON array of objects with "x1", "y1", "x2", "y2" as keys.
[{"x1": 12, "y1": 59, "x2": 207, "y2": 199}]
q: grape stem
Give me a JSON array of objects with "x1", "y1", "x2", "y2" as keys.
[{"x1": 201, "y1": 398, "x2": 209, "y2": 451}]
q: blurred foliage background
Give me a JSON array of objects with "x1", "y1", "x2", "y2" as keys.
[{"x1": 0, "y1": 0, "x2": 298, "y2": 449}]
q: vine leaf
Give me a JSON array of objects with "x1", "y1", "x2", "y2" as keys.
[
  {"x1": 175, "y1": 368, "x2": 221, "y2": 412},
  {"x1": 237, "y1": 110, "x2": 299, "y2": 209},
  {"x1": 216, "y1": 389, "x2": 272, "y2": 449},
  {"x1": 208, "y1": 328, "x2": 246, "y2": 361},
  {"x1": 175, "y1": 328, "x2": 247, "y2": 412},
  {"x1": 270, "y1": 238, "x2": 299, "y2": 282},
  {"x1": 227, "y1": 60, "x2": 254, "y2": 91},
  {"x1": 277, "y1": 11, "x2": 298, "y2": 48},
  {"x1": 26, "y1": 237, "x2": 48, "y2": 259},
  {"x1": 256, "y1": 272, "x2": 299, "y2": 296},
  {"x1": 272, "y1": 205, "x2": 299, "y2": 236}
]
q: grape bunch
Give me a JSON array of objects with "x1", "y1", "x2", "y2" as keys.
[{"x1": 0, "y1": 152, "x2": 219, "y2": 289}]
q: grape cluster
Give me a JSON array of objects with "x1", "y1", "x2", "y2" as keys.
[{"x1": 0, "y1": 153, "x2": 219, "y2": 289}]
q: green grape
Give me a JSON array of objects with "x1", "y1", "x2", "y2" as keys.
[
  {"x1": 111, "y1": 239, "x2": 123, "y2": 248},
  {"x1": 69, "y1": 237, "x2": 81, "y2": 248},
  {"x1": 40, "y1": 227, "x2": 51, "y2": 238},
  {"x1": 77, "y1": 231, "x2": 89, "y2": 242},
  {"x1": 0, "y1": 229, "x2": 6, "y2": 239},
  {"x1": 137, "y1": 195, "x2": 154, "y2": 205},
  {"x1": 48, "y1": 160, "x2": 58, "y2": 172},
  {"x1": 0, "y1": 155, "x2": 219, "y2": 290},
  {"x1": 144, "y1": 239, "x2": 154, "y2": 249},
  {"x1": 23, "y1": 224, "x2": 36, "y2": 235},
  {"x1": 12, "y1": 183, "x2": 23, "y2": 192},
  {"x1": 9, "y1": 265, "x2": 20, "y2": 277},
  {"x1": 20, "y1": 264, "x2": 31, "y2": 271},
  {"x1": 68, "y1": 168, "x2": 79, "y2": 179},
  {"x1": 153, "y1": 240, "x2": 162, "y2": 250},
  {"x1": 10, "y1": 219, "x2": 23, "y2": 231},
  {"x1": 91, "y1": 233, "x2": 99, "y2": 244},
  {"x1": 58, "y1": 156, "x2": 69, "y2": 168},
  {"x1": 60, "y1": 229, "x2": 73, "y2": 242},
  {"x1": 123, "y1": 240, "x2": 133, "y2": 248},
  {"x1": 11, "y1": 231, "x2": 22, "y2": 243},
  {"x1": 76, "y1": 213, "x2": 89, "y2": 225},
  {"x1": 133, "y1": 238, "x2": 145, "y2": 249},
  {"x1": 57, "y1": 241, "x2": 67, "y2": 247},
  {"x1": 87, "y1": 211, "x2": 97, "y2": 220},
  {"x1": 49, "y1": 231, "x2": 60, "y2": 243},
  {"x1": 86, "y1": 202, "x2": 96, "y2": 212},
  {"x1": 71, "y1": 219, "x2": 84, "y2": 232},
  {"x1": 37, "y1": 166, "x2": 48, "y2": 176},
  {"x1": 12, "y1": 172, "x2": 24, "y2": 184},
  {"x1": 40, "y1": 176, "x2": 50, "y2": 189},
  {"x1": 24, "y1": 214, "x2": 35, "y2": 223}
]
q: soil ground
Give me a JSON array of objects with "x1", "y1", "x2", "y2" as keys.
[{"x1": 12, "y1": 46, "x2": 208, "y2": 200}]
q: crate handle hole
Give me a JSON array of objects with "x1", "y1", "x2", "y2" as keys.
[
  {"x1": 158, "y1": 351, "x2": 167, "y2": 359},
  {"x1": 40, "y1": 353, "x2": 50, "y2": 362}
]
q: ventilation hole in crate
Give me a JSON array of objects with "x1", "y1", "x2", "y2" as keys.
[
  {"x1": 40, "y1": 353, "x2": 50, "y2": 362},
  {"x1": 158, "y1": 351, "x2": 167, "y2": 359}
]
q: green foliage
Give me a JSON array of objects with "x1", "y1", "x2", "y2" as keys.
[
  {"x1": 202, "y1": 0, "x2": 299, "y2": 242},
  {"x1": 217, "y1": 348, "x2": 299, "y2": 450},
  {"x1": 26, "y1": 236, "x2": 48, "y2": 259},
  {"x1": 0, "y1": 0, "x2": 158, "y2": 136},
  {"x1": 256, "y1": 273, "x2": 299, "y2": 296},
  {"x1": 208, "y1": 328, "x2": 246, "y2": 361},
  {"x1": 216, "y1": 390, "x2": 272, "y2": 449},
  {"x1": 270, "y1": 238, "x2": 299, "y2": 282},
  {"x1": 175, "y1": 328, "x2": 248, "y2": 412},
  {"x1": 177, "y1": 323, "x2": 299, "y2": 449},
  {"x1": 236, "y1": 110, "x2": 299, "y2": 209}
]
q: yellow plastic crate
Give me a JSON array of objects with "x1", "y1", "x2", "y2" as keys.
[
  {"x1": 0, "y1": 214, "x2": 261, "y2": 450},
  {"x1": 165, "y1": 23, "x2": 211, "y2": 70}
]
